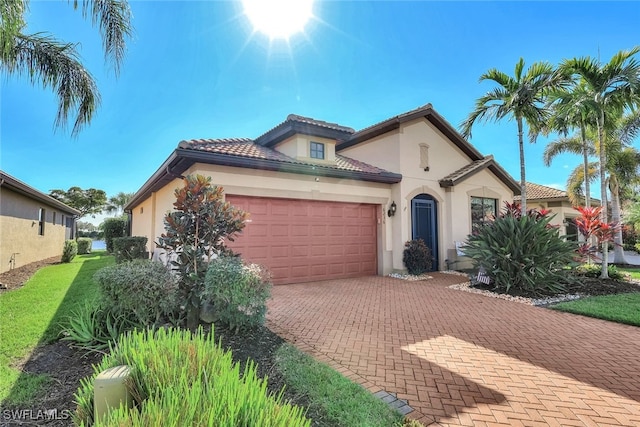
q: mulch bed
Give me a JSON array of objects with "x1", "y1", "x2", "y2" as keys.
[
  {"x1": 0, "y1": 259, "x2": 325, "y2": 426},
  {"x1": 0, "y1": 257, "x2": 60, "y2": 291},
  {"x1": 3, "y1": 260, "x2": 640, "y2": 426}
]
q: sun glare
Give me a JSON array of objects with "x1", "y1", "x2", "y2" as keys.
[{"x1": 242, "y1": 0, "x2": 314, "y2": 40}]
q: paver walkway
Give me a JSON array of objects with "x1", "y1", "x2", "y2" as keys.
[{"x1": 267, "y1": 274, "x2": 640, "y2": 426}]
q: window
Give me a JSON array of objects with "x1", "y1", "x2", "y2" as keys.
[
  {"x1": 419, "y1": 143, "x2": 430, "y2": 171},
  {"x1": 310, "y1": 141, "x2": 325, "y2": 159},
  {"x1": 471, "y1": 197, "x2": 497, "y2": 232},
  {"x1": 38, "y1": 208, "x2": 45, "y2": 235},
  {"x1": 52, "y1": 212, "x2": 57, "y2": 225}
]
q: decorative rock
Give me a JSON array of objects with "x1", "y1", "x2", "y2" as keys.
[{"x1": 448, "y1": 281, "x2": 584, "y2": 306}]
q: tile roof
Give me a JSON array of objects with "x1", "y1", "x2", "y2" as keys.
[
  {"x1": 285, "y1": 114, "x2": 355, "y2": 134},
  {"x1": 513, "y1": 183, "x2": 567, "y2": 201},
  {"x1": 178, "y1": 138, "x2": 391, "y2": 175},
  {"x1": 439, "y1": 156, "x2": 495, "y2": 185}
]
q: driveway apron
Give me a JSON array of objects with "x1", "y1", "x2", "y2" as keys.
[{"x1": 267, "y1": 274, "x2": 640, "y2": 426}]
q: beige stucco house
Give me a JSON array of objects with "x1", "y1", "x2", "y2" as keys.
[
  {"x1": 126, "y1": 104, "x2": 519, "y2": 284},
  {"x1": 515, "y1": 182, "x2": 599, "y2": 240},
  {"x1": 0, "y1": 171, "x2": 79, "y2": 274}
]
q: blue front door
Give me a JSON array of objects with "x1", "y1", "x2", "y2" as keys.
[{"x1": 411, "y1": 195, "x2": 438, "y2": 271}]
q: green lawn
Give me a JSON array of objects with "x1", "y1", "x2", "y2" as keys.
[
  {"x1": 274, "y1": 344, "x2": 404, "y2": 427},
  {"x1": 0, "y1": 252, "x2": 114, "y2": 405},
  {"x1": 550, "y1": 292, "x2": 640, "y2": 327}
]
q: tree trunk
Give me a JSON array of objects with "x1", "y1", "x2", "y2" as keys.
[
  {"x1": 598, "y1": 111, "x2": 609, "y2": 278},
  {"x1": 610, "y1": 175, "x2": 627, "y2": 264},
  {"x1": 581, "y1": 123, "x2": 591, "y2": 208},
  {"x1": 518, "y1": 118, "x2": 527, "y2": 215}
]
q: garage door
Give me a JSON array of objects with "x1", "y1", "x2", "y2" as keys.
[{"x1": 226, "y1": 196, "x2": 378, "y2": 285}]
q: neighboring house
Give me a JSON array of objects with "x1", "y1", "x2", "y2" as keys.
[
  {"x1": 515, "y1": 182, "x2": 600, "y2": 240},
  {"x1": 0, "y1": 171, "x2": 79, "y2": 274},
  {"x1": 126, "y1": 104, "x2": 519, "y2": 284}
]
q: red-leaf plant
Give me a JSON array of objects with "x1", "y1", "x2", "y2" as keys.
[{"x1": 573, "y1": 206, "x2": 618, "y2": 263}]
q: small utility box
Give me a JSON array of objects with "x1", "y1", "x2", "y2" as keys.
[{"x1": 94, "y1": 365, "x2": 133, "y2": 421}]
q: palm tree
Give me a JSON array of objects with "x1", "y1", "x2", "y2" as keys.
[
  {"x1": 0, "y1": 0, "x2": 133, "y2": 136},
  {"x1": 104, "y1": 191, "x2": 135, "y2": 216},
  {"x1": 560, "y1": 47, "x2": 640, "y2": 277},
  {"x1": 556, "y1": 111, "x2": 640, "y2": 265},
  {"x1": 544, "y1": 81, "x2": 599, "y2": 207},
  {"x1": 460, "y1": 58, "x2": 567, "y2": 215}
]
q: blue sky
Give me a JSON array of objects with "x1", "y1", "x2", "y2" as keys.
[{"x1": 2, "y1": 1, "x2": 640, "y2": 224}]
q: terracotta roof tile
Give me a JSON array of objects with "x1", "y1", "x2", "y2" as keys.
[
  {"x1": 513, "y1": 183, "x2": 567, "y2": 201},
  {"x1": 285, "y1": 114, "x2": 355, "y2": 134},
  {"x1": 439, "y1": 156, "x2": 494, "y2": 185},
  {"x1": 178, "y1": 138, "x2": 390, "y2": 175}
]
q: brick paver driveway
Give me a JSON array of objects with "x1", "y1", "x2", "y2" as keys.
[{"x1": 267, "y1": 274, "x2": 640, "y2": 426}]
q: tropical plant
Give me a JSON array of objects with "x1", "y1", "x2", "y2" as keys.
[
  {"x1": 0, "y1": 0, "x2": 133, "y2": 135},
  {"x1": 560, "y1": 47, "x2": 640, "y2": 277},
  {"x1": 61, "y1": 301, "x2": 133, "y2": 353},
  {"x1": 460, "y1": 58, "x2": 567, "y2": 214},
  {"x1": 202, "y1": 256, "x2": 271, "y2": 332},
  {"x1": 104, "y1": 191, "x2": 135, "y2": 216},
  {"x1": 573, "y1": 206, "x2": 618, "y2": 262},
  {"x1": 543, "y1": 81, "x2": 599, "y2": 207},
  {"x1": 157, "y1": 174, "x2": 248, "y2": 329},
  {"x1": 49, "y1": 186, "x2": 107, "y2": 217},
  {"x1": 73, "y1": 327, "x2": 310, "y2": 427},
  {"x1": 574, "y1": 263, "x2": 623, "y2": 280},
  {"x1": 464, "y1": 210, "x2": 576, "y2": 296}
]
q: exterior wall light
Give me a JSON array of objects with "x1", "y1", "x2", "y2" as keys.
[{"x1": 387, "y1": 201, "x2": 397, "y2": 217}]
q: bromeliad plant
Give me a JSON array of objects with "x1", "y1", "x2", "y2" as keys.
[
  {"x1": 157, "y1": 174, "x2": 248, "y2": 329},
  {"x1": 464, "y1": 203, "x2": 576, "y2": 295}
]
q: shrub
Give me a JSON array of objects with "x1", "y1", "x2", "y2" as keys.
[
  {"x1": 402, "y1": 239, "x2": 432, "y2": 275},
  {"x1": 464, "y1": 214, "x2": 576, "y2": 295},
  {"x1": 574, "y1": 263, "x2": 624, "y2": 280},
  {"x1": 203, "y1": 256, "x2": 271, "y2": 332},
  {"x1": 77, "y1": 237, "x2": 92, "y2": 254},
  {"x1": 93, "y1": 260, "x2": 180, "y2": 326},
  {"x1": 113, "y1": 236, "x2": 148, "y2": 263},
  {"x1": 103, "y1": 217, "x2": 128, "y2": 253},
  {"x1": 61, "y1": 240, "x2": 78, "y2": 263},
  {"x1": 157, "y1": 174, "x2": 248, "y2": 329},
  {"x1": 74, "y1": 327, "x2": 310, "y2": 427}
]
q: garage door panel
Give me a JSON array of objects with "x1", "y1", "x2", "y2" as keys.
[{"x1": 227, "y1": 196, "x2": 377, "y2": 284}]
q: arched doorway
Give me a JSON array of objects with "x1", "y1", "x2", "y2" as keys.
[{"x1": 411, "y1": 194, "x2": 438, "y2": 271}]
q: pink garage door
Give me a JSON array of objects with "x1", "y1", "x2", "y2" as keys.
[{"x1": 226, "y1": 196, "x2": 378, "y2": 285}]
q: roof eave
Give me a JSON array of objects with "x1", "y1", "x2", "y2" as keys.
[
  {"x1": 339, "y1": 107, "x2": 484, "y2": 161},
  {"x1": 0, "y1": 172, "x2": 81, "y2": 216},
  {"x1": 255, "y1": 122, "x2": 353, "y2": 148},
  {"x1": 438, "y1": 160, "x2": 520, "y2": 195},
  {"x1": 125, "y1": 149, "x2": 402, "y2": 210}
]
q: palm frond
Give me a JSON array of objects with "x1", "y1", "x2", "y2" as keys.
[
  {"x1": 75, "y1": 0, "x2": 133, "y2": 75},
  {"x1": 543, "y1": 137, "x2": 587, "y2": 166},
  {"x1": 566, "y1": 162, "x2": 599, "y2": 206},
  {"x1": 9, "y1": 32, "x2": 100, "y2": 136}
]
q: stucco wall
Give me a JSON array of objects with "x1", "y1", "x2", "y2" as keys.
[
  {"x1": 341, "y1": 118, "x2": 514, "y2": 271},
  {"x1": 277, "y1": 135, "x2": 337, "y2": 163},
  {"x1": 0, "y1": 188, "x2": 69, "y2": 273},
  {"x1": 130, "y1": 165, "x2": 394, "y2": 272}
]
